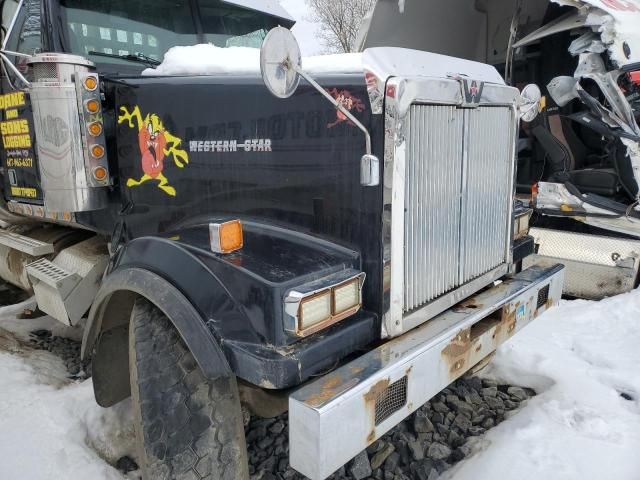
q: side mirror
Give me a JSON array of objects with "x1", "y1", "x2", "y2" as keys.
[
  {"x1": 260, "y1": 27, "x2": 301, "y2": 99},
  {"x1": 260, "y1": 27, "x2": 380, "y2": 187},
  {"x1": 519, "y1": 84, "x2": 542, "y2": 122},
  {"x1": 547, "y1": 76, "x2": 580, "y2": 107}
]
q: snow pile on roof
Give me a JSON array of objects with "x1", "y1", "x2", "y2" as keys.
[
  {"x1": 0, "y1": 302, "x2": 136, "y2": 480},
  {"x1": 142, "y1": 44, "x2": 363, "y2": 77},
  {"x1": 446, "y1": 289, "x2": 640, "y2": 479},
  {"x1": 304, "y1": 53, "x2": 363, "y2": 74}
]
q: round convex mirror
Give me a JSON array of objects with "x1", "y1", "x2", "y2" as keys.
[
  {"x1": 260, "y1": 27, "x2": 302, "y2": 99},
  {"x1": 520, "y1": 84, "x2": 542, "y2": 123}
]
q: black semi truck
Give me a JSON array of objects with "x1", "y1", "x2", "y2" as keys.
[{"x1": 0, "y1": 1, "x2": 564, "y2": 479}]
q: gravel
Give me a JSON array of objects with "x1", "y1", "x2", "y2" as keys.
[
  {"x1": 28, "y1": 329, "x2": 91, "y2": 380},
  {"x1": 246, "y1": 376, "x2": 536, "y2": 480}
]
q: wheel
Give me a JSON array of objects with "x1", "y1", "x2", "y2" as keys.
[{"x1": 129, "y1": 298, "x2": 249, "y2": 480}]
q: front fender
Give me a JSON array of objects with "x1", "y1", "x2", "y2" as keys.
[
  {"x1": 83, "y1": 222, "x2": 370, "y2": 392},
  {"x1": 82, "y1": 266, "x2": 232, "y2": 377}
]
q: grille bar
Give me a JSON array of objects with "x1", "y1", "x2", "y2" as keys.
[
  {"x1": 404, "y1": 105, "x2": 514, "y2": 313},
  {"x1": 404, "y1": 106, "x2": 463, "y2": 312},
  {"x1": 460, "y1": 107, "x2": 514, "y2": 280}
]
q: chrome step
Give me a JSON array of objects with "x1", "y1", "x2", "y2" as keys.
[
  {"x1": 523, "y1": 227, "x2": 640, "y2": 299},
  {"x1": 0, "y1": 230, "x2": 54, "y2": 256},
  {"x1": 25, "y1": 237, "x2": 108, "y2": 326},
  {"x1": 26, "y1": 258, "x2": 81, "y2": 296}
]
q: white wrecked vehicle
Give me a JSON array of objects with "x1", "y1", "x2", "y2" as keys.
[{"x1": 360, "y1": 0, "x2": 640, "y2": 298}]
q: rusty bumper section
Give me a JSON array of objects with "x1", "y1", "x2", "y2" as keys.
[{"x1": 289, "y1": 263, "x2": 564, "y2": 480}]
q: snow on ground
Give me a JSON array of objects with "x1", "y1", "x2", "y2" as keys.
[
  {"x1": 1, "y1": 288, "x2": 639, "y2": 479},
  {"x1": 0, "y1": 301, "x2": 136, "y2": 480},
  {"x1": 446, "y1": 290, "x2": 640, "y2": 480}
]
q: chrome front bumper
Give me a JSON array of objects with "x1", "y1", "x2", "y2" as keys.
[{"x1": 289, "y1": 264, "x2": 564, "y2": 480}]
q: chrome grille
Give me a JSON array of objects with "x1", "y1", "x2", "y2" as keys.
[
  {"x1": 404, "y1": 105, "x2": 514, "y2": 313},
  {"x1": 32, "y1": 63, "x2": 58, "y2": 82}
]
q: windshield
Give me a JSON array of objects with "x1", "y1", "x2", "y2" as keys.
[{"x1": 59, "y1": 0, "x2": 281, "y2": 65}]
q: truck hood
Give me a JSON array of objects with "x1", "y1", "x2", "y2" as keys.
[{"x1": 357, "y1": 0, "x2": 640, "y2": 68}]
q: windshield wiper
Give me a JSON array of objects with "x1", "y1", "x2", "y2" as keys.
[{"x1": 88, "y1": 51, "x2": 161, "y2": 67}]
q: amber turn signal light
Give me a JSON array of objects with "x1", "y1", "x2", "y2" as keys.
[
  {"x1": 91, "y1": 144, "x2": 105, "y2": 158},
  {"x1": 87, "y1": 122, "x2": 103, "y2": 136},
  {"x1": 85, "y1": 99, "x2": 100, "y2": 114},
  {"x1": 92, "y1": 166, "x2": 108, "y2": 181},
  {"x1": 209, "y1": 220, "x2": 243, "y2": 254},
  {"x1": 84, "y1": 76, "x2": 98, "y2": 91}
]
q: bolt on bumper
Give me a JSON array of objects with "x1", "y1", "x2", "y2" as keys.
[{"x1": 289, "y1": 263, "x2": 565, "y2": 480}]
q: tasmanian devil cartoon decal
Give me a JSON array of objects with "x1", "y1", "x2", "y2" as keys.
[
  {"x1": 327, "y1": 89, "x2": 366, "y2": 128},
  {"x1": 118, "y1": 106, "x2": 189, "y2": 197}
]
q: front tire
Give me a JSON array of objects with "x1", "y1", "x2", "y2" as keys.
[{"x1": 129, "y1": 298, "x2": 249, "y2": 480}]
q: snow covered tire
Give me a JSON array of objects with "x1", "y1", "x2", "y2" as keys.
[{"x1": 129, "y1": 298, "x2": 249, "y2": 480}]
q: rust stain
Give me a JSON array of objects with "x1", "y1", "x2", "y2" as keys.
[
  {"x1": 351, "y1": 366, "x2": 364, "y2": 375},
  {"x1": 304, "y1": 374, "x2": 344, "y2": 407},
  {"x1": 363, "y1": 377, "x2": 391, "y2": 404},
  {"x1": 452, "y1": 299, "x2": 485, "y2": 312},
  {"x1": 367, "y1": 430, "x2": 376, "y2": 444},
  {"x1": 441, "y1": 328, "x2": 473, "y2": 378},
  {"x1": 442, "y1": 303, "x2": 521, "y2": 381},
  {"x1": 363, "y1": 377, "x2": 391, "y2": 445}
]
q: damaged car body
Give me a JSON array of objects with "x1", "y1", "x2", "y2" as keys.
[{"x1": 360, "y1": 0, "x2": 640, "y2": 298}]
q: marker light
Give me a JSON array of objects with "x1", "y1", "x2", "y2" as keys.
[
  {"x1": 93, "y1": 166, "x2": 108, "y2": 181},
  {"x1": 85, "y1": 99, "x2": 100, "y2": 113},
  {"x1": 299, "y1": 290, "x2": 332, "y2": 331},
  {"x1": 332, "y1": 277, "x2": 361, "y2": 315},
  {"x1": 84, "y1": 76, "x2": 98, "y2": 91},
  {"x1": 87, "y1": 122, "x2": 103, "y2": 136},
  {"x1": 209, "y1": 220, "x2": 243, "y2": 254},
  {"x1": 91, "y1": 144, "x2": 105, "y2": 158}
]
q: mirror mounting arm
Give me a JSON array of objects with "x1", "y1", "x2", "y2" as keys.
[{"x1": 0, "y1": 50, "x2": 31, "y2": 88}]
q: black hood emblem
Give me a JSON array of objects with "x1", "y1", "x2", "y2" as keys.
[{"x1": 462, "y1": 79, "x2": 484, "y2": 107}]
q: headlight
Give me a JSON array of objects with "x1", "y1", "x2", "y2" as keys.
[
  {"x1": 333, "y1": 277, "x2": 361, "y2": 315},
  {"x1": 285, "y1": 272, "x2": 365, "y2": 337},
  {"x1": 299, "y1": 291, "x2": 332, "y2": 331}
]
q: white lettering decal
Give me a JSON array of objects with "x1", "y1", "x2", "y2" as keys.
[{"x1": 188, "y1": 139, "x2": 271, "y2": 153}]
